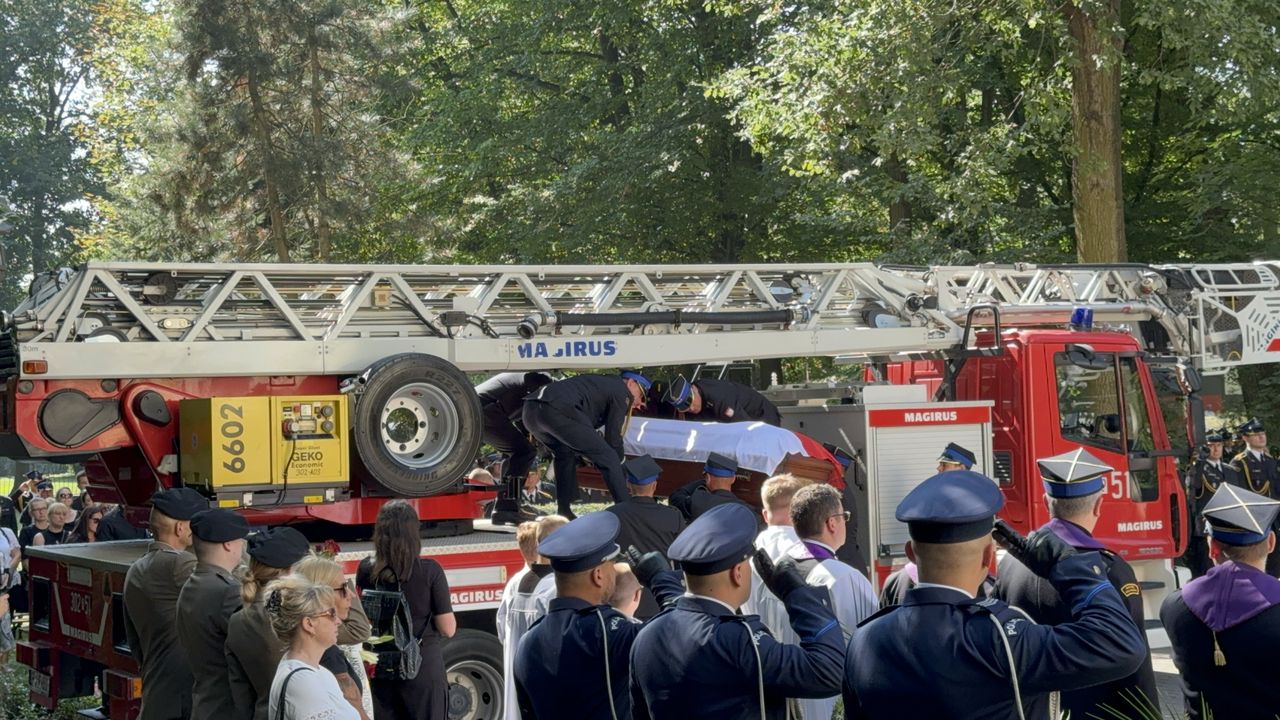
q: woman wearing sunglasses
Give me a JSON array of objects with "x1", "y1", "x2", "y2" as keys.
[
  {"x1": 296, "y1": 555, "x2": 372, "y2": 720},
  {"x1": 266, "y1": 576, "x2": 360, "y2": 720},
  {"x1": 66, "y1": 503, "x2": 107, "y2": 544}
]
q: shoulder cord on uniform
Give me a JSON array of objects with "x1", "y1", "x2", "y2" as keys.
[
  {"x1": 594, "y1": 610, "x2": 620, "y2": 720},
  {"x1": 985, "y1": 614, "x2": 1026, "y2": 720},
  {"x1": 742, "y1": 621, "x2": 769, "y2": 720},
  {"x1": 1195, "y1": 463, "x2": 1215, "y2": 499},
  {"x1": 1235, "y1": 454, "x2": 1271, "y2": 495}
]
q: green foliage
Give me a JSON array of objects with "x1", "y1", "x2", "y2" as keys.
[
  {"x1": 0, "y1": 659, "x2": 96, "y2": 719},
  {"x1": 0, "y1": 0, "x2": 116, "y2": 308}
]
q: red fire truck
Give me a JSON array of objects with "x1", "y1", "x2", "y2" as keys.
[{"x1": 6, "y1": 261, "x2": 1278, "y2": 718}]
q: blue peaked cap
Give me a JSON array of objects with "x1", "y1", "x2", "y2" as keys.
[
  {"x1": 623, "y1": 455, "x2": 662, "y2": 486},
  {"x1": 620, "y1": 371, "x2": 652, "y2": 391},
  {"x1": 666, "y1": 375, "x2": 694, "y2": 410},
  {"x1": 897, "y1": 470, "x2": 1004, "y2": 544},
  {"x1": 703, "y1": 452, "x2": 737, "y2": 478},
  {"x1": 538, "y1": 511, "x2": 621, "y2": 572},
  {"x1": 668, "y1": 503, "x2": 757, "y2": 575}
]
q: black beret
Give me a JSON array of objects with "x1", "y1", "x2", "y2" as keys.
[
  {"x1": 191, "y1": 508, "x2": 251, "y2": 543},
  {"x1": 247, "y1": 527, "x2": 310, "y2": 569},
  {"x1": 150, "y1": 487, "x2": 208, "y2": 521}
]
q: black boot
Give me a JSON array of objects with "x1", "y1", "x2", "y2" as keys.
[{"x1": 492, "y1": 476, "x2": 539, "y2": 526}]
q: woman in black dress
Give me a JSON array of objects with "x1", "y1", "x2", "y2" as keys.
[{"x1": 356, "y1": 500, "x2": 455, "y2": 719}]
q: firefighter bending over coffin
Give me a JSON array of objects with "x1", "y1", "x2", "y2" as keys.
[
  {"x1": 476, "y1": 371, "x2": 554, "y2": 525},
  {"x1": 665, "y1": 375, "x2": 781, "y2": 426},
  {"x1": 522, "y1": 371, "x2": 651, "y2": 520}
]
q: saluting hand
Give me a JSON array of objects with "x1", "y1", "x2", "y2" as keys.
[
  {"x1": 752, "y1": 549, "x2": 809, "y2": 601},
  {"x1": 624, "y1": 546, "x2": 671, "y2": 589},
  {"x1": 1012, "y1": 528, "x2": 1077, "y2": 579}
]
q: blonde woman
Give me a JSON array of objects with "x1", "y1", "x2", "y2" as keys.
[
  {"x1": 295, "y1": 555, "x2": 372, "y2": 720},
  {"x1": 265, "y1": 576, "x2": 360, "y2": 720},
  {"x1": 32, "y1": 502, "x2": 70, "y2": 546}
]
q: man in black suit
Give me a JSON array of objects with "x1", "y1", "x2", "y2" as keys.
[{"x1": 605, "y1": 455, "x2": 685, "y2": 619}]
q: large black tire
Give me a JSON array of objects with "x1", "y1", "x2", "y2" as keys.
[
  {"x1": 442, "y1": 629, "x2": 505, "y2": 720},
  {"x1": 352, "y1": 353, "x2": 482, "y2": 497}
]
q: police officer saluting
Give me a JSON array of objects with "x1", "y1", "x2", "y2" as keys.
[
  {"x1": 123, "y1": 488, "x2": 208, "y2": 720},
  {"x1": 630, "y1": 503, "x2": 845, "y2": 719},
  {"x1": 176, "y1": 508, "x2": 250, "y2": 720},
  {"x1": 665, "y1": 375, "x2": 781, "y2": 426},
  {"x1": 605, "y1": 455, "x2": 685, "y2": 619},
  {"x1": 1186, "y1": 428, "x2": 1243, "y2": 577},
  {"x1": 1231, "y1": 417, "x2": 1280, "y2": 575},
  {"x1": 522, "y1": 371, "x2": 651, "y2": 519},
  {"x1": 994, "y1": 448, "x2": 1159, "y2": 717},
  {"x1": 1161, "y1": 484, "x2": 1280, "y2": 719},
  {"x1": 514, "y1": 512, "x2": 683, "y2": 719},
  {"x1": 477, "y1": 372, "x2": 554, "y2": 525},
  {"x1": 843, "y1": 469, "x2": 1146, "y2": 719},
  {"x1": 668, "y1": 452, "x2": 749, "y2": 523}
]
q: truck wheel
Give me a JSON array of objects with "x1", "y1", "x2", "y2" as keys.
[
  {"x1": 443, "y1": 629, "x2": 504, "y2": 720},
  {"x1": 352, "y1": 353, "x2": 481, "y2": 497}
]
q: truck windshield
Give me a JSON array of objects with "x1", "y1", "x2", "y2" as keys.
[
  {"x1": 1055, "y1": 354, "x2": 1124, "y2": 452},
  {"x1": 1055, "y1": 352, "x2": 1161, "y2": 502}
]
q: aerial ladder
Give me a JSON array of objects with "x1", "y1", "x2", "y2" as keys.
[{"x1": 1, "y1": 260, "x2": 1277, "y2": 523}]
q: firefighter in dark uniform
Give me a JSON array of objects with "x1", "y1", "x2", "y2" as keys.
[
  {"x1": 477, "y1": 371, "x2": 554, "y2": 525},
  {"x1": 935, "y1": 442, "x2": 976, "y2": 472},
  {"x1": 605, "y1": 455, "x2": 685, "y2": 619},
  {"x1": 1185, "y1": 428, "x2": 1243, "y2": 577},
  {"x1": 523, "y1": 371, "x2": 650, "y2": 519},
  {"x1": 667, "y1": 452, "x2": 750, "y2": 523},
  {"x1": 513, "y1": 511, "x2": 683, "y2": 720},
  {"x1": 631, "y1": 502, "x2": 844, "y2": 719},
  {"x1": 224, "y1": 527, "x2": 312, "y2": 720},
  {"x1": 122, "y1": 488, "x2": 208, "y2": 720},
  {"x1": 666, "y1": 374, "x2": 782, "y2": 426},
  {"x1": 994, "y1": 448, "x2": 1159, "y2": 718},
  {"x1": 1230, "y1": 417, "x2": 1280, "y2": 575},
  {"x1": 844, "y1": 469, "x2": 1148, "y2": 719},
  {"x1": 1161, "y1": 484, "x2": 1280, "y2": 719},
  {"x1": 176, "y1": 508, "x2": 250, "y2": 720}
]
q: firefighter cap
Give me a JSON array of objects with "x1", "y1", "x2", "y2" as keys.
[
  {"x1": 666, "y1": 375, "x2": 694, "y2": 411},
  {"x1": 538, "y1": 511, "x2": 621, "y2": 573},
  {"x1": 150, "y1": 487, "x2": 208, "y2": 521},
  {"x1": 191, "y1": 508, "x2": 251, "y2": 543},
  {"x1": 1206, "y1": 428, "x2": 1231, "y2": 444},
  {"x1": 703, "y1": 452, "x2": 738, "y2": 478},
  {"x1": 1238, "y1": 418, "x2": 1266, "y2": 436},
  {"x1": 247, "y1": 527, "x2": 311, "y2": 569},
  {"x1": 937, "y1": 443, "x2": 976, "y2": 469},
  {"x1": 620, "y1": 371, "x2": 652, "y2": 392},
  {"x1": 668, "y1": 503, "x2": 757, "y2": 575},
  {"x1": 896, "y1": 470, "x2": 1005, "y2": 544},
  {"x1": 823, "y1": 443, "x2": 854, "y2": 469},
  {"x1": 1203, "y1": 484, "x2": 1280, "y2": 546},
  {"x1": 1038, "y1": 448, "x2": 1112, "y2": 498},
  {"x1": 623, "y1": 454, "x2": 662, "y2": 486}
]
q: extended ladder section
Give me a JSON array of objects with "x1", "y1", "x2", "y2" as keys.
[{"x1": 6, "y1": 261, "x2": 1280, "y2": 379}]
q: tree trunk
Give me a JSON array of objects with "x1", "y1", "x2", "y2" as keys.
[
  {"x1": 1064, "y1": 0, "x2": 1127, "y2": 262},
  {"x1": 309, "y1": 28, "x2": 332, "y2": 263},
  {"x1": 246, "y1": 71, "x2": 290, "y2": 262}
]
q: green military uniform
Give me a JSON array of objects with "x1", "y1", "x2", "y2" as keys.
[
  {"x1": 177, "y1": 562, "x2": 243, "y2": 720},
  {"x1": 226, "y1": 591, "x2": 372, "y2": 720},
  {"x1": 123, "y1": 541, "x2": 198, "y2": 720}
]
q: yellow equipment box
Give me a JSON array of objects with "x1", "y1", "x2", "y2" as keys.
[{"x1": 179, "y1": 395, "x2": 348, "y2": 498}]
